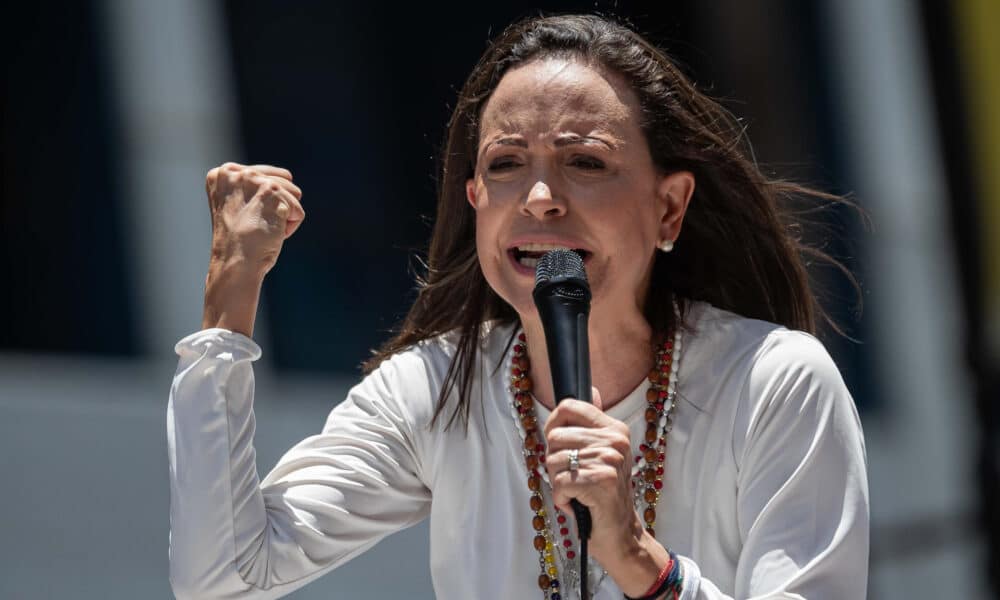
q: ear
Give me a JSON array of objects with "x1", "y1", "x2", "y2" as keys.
[
  {"x1": 465, "y1": 179, "x2": 478, "y2": 209},
  {"x1": 656, "y1": 171, "x2": 695, "y2": 244}
]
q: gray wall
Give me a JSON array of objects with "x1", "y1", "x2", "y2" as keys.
[{"x1": 0, "y1": 356, "x2": 434, "y2": 599}]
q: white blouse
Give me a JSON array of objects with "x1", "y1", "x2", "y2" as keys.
[{"x1": 167, "y1": 300, "x2": 869, "y2": 599}]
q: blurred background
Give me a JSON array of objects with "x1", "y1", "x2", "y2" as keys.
[{"x1": 1, "y1": 0, "x2": 997, "y2": 598}]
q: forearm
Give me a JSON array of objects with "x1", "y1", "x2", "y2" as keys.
[{"x1": 201, "y1": 256, "x2": 265, "y2": 337}]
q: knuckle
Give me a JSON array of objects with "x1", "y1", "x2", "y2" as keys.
[
  {"x1": 611, "y1": 445, "x2": 630, "y2": 463},
  {"x1": 596, "y1": 470, "x2": 617, "y2": 487},
  {"x1": 610, "y1": 434, "x2": 631, "y2": 455},
  {"x1": 546, "y1": 429, "x2": 564, "y2": 448},
  {"x1": 604, "y1": 448, "x2": 626, "y2": 469},
  {"x1": 259, "y1": 250, "x2": 279, "y2": 267}
]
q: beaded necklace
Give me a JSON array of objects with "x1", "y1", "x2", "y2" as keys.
[{"x1": 507, "y1": 301, "x2": 683, "y2": 600}]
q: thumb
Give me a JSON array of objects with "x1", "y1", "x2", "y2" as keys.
[{"x1": 591, "y1": 386, "x2": 603, "y2": 411}]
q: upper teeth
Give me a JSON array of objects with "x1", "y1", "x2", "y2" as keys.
[{"x1": 516, "y1": 243, "x2": 572, "y2": 252}]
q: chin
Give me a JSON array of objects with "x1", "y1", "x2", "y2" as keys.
[
  {"x1": 486, "y1": 277, "x2": 537, "y2": 322},
  {"x1": 505, "y1": 291, "x2": 539, "y2": 323}
]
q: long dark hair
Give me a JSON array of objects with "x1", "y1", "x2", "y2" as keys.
[{"x1": 365, "y1": 14, "x2": 861, "y2": 430}]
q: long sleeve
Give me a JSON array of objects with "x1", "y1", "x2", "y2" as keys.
[
  {"x1": 167, "y1": 329, "x2": 432, "y2": 600},
  {"x1": 677, "y1": 330, "x2": 870, "y2": 600}
]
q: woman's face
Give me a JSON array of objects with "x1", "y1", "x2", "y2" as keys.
[{"x1": 466, "y1": 57, "x2": 693, "y2": 321}]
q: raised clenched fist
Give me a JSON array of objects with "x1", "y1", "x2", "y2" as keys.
[
  {"x1": 201, "y1": 162, "x2": 305, "y2": 335},
  {"x1": 205, "y1": 162, "x2": 305, "y2": 278}
]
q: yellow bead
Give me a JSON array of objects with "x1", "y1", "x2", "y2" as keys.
[
  {"x1": 545, "y1": 541, "x2": 554, "y2": 552},
  {"x1": 545, "y1": 553, "x2": 555, "y2": 564},
  {"x1": 548, "y1": 566, "x2": 558, "y2": 577}
]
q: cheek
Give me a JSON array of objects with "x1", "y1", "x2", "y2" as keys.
[
  {"x1": 593, "y1": 202, "x2": 660, "y2": 253},
  {"x1": 588, "y1": 206, "x2": 659, "y2": 287},
  {"x1": 473, "y1": 209, "x2": 506, "y2": 289},
  {"x1": 474, "y1": 209, "x2": 498, "y2": 256}
]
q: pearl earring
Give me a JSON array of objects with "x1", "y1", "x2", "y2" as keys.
[{"x1": 658, "y1": 239, "x2": 674, "y2": 253}]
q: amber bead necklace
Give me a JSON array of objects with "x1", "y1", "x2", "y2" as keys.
[{"x1": 508, "y1": 300, "x2": 682, "y2": 599}]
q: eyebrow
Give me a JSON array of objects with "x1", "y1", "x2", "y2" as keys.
[
  {"x1": 481, "y1": 133, "x2": 621, "y2": 153},
  {"x1": 554, "y1": 133, "x2": 620, "y2": 149},
  {"x1": 491, "y1": 137, "x2": 528, "y2": 148}
]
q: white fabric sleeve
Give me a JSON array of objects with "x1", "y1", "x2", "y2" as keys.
[
  {"x1": 167, "y1": 329, "x2": 432, "y2": 600},
  {"x1": 677, "y1": 330, "x2": 870, "y2": 600}
]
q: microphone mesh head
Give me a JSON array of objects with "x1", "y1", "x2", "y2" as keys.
[{"x1": 535, "y1": 249, "x2": 587, "y2": 287}]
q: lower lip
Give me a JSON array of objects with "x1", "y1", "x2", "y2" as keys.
[{"x1": 507, "y1": 250, "x2": 590, "y2": 276}]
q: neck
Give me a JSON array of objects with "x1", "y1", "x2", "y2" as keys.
[{"x1": 521, "y1": 303, "x2": 655, "y2": 412}]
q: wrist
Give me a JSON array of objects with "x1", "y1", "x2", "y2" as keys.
[
  {"x1": 603, "y1": 527, "x2": 670, "y2": 598},
  {"x1": 208, "y1": 240, "x2": 271, "y2": 282},
  {"x1": 202, "y1": 260, "x2": 264, "y2": 337}
]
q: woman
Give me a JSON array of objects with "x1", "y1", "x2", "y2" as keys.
[{"x1": 169, "y1": 14, "x2": 869, "y2": 600}]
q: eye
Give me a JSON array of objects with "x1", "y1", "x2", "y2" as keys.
[
  {"x1": 486, "y1": 157, "x2": 523, "y2": 173},
  {"x1": 569, "y1": 155, "x2": 606, "y2": 170}
]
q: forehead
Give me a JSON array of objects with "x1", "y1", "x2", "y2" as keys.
[{"x1": 479, "y1": 58, "x2": 638, "y2": 138}]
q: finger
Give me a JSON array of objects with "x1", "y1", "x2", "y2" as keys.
[
  {"x1": 207, "y1": 163, "x2": 243, "y2": 196},
  {"x1": 247, "y1": 174, "x2": 303, "y2": 212},
  {"x1": 543, "y1": 398, "x2": 611, "y2": 438},
  {"x1": 283, "y1": 199, "x2": 305, "y2": 238},
  {"x1": 545, "y1": 447, "x2": 587, "y2": 477},
  {"x1": 550, "y1": 469, "x2": 595, "y2": 510},
  {"x1": 544, "y1": 425, "x2": 609, "y2": 453},
  {"x1": 592, "y1": 386, "x2": 603, "y2": 411},
  {"x1": 245, "y1": 170, "x2": 302, "y2": 199},
  {"x1": 550, "y1": 456, "x2": 623, "y2": 508},
  {"x1": 283, "y1": 179, "x2": 303, "y2": 200},
  {"x1": 247, "y1": 164, "x2": 294, "y2": 181},
  {"x1": 205, "y1": 166, "x2": 220, "y2": 196},
  {"x1": 275, "y1": 188, "x2": 305, "y2": 223},
  {"x1": 552, "y1": 490, "x2": 575, "y2": 514},
  {"x1": 546, "y1": 436, "x2": 630, "y2": 478},
  {"x1": 554, "y1": 501, "x2": 575, "y2": 519},
  {"x1": 253, "y1": 184, "x2": 298, "y2": 229}
]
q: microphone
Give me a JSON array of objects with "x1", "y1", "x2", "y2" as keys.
[
  {"x1": 532, "y1": 249, "x2": 594, "y2": 595},
  {"x1": 532, "y1": 249, "x2": 593, "y2": 405}
]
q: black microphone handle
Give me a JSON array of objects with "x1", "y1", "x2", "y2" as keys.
[{"x1": 539, "y1": 303, "x2": 592, "y2": 402}]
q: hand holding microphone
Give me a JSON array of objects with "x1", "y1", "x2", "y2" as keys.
[{"x1": 531, "y1": 249, "x2": 594, "y2": 540}]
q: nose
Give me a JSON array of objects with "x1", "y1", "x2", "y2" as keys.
[{"x1": 522, "y1": 180, "x2": 567, "y2": 220}]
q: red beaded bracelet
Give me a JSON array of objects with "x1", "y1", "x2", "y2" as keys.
[{"x1": 626, "y1": 557, "x2": 673, "y2": 600}]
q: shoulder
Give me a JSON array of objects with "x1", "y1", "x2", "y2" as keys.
[
  {"x1": 694, "y1": 305, "x2": 859, "y2": 461},
  {"x1": 679, "y1": 300, "x2": 850, "y2": 414},
  {"x1": 681, "y1": 300, "x2": 789, "y2": 352},
  {"x1": 741, "y1": 326, "x2": 855, "y2": 448},
  {"x1": 747, "y1": 328, "x2": 845, "y2": 402},
  {"x1": 679, "y1": 301, "x2": 861, "y2": 467}
]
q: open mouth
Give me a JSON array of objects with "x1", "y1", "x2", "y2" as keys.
[{"x1": 509, "y1": 244, "x2": 591, "y2": 269}]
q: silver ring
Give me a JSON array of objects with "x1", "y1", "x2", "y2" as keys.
[{"x1": 568, "y1": 449, "x2": 580, "y2": 472}]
